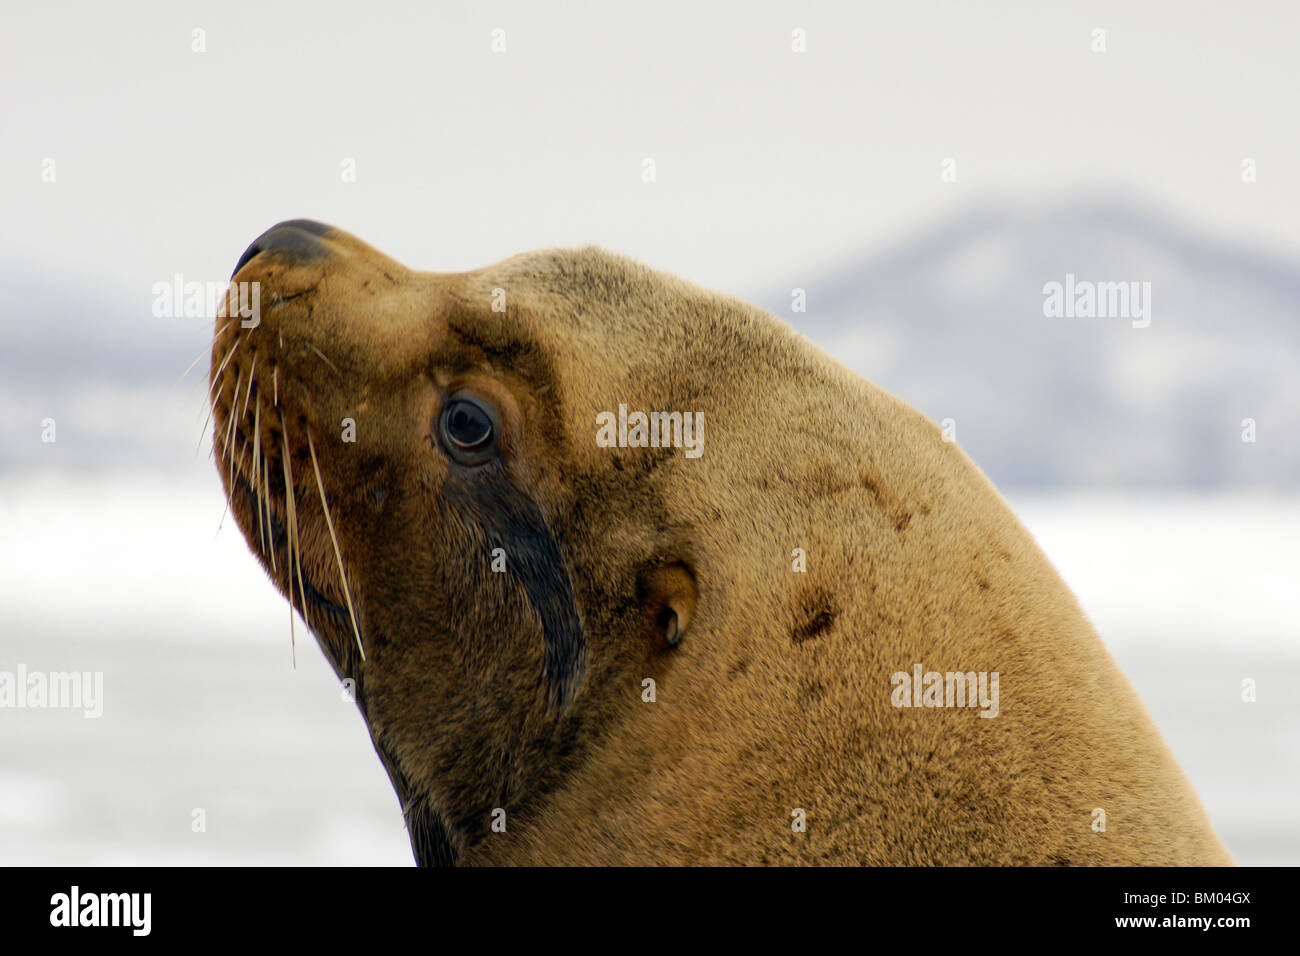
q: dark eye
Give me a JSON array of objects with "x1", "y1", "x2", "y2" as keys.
[{"x1": 439, "y1": 396, "x2": 498, "y2": 464}]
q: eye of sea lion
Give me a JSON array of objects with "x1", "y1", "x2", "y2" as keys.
[{"x1": 438, "y1": 395, "x2": 498, "y2": 464}]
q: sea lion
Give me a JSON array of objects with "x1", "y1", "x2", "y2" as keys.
[{"x1": 209, "y1": 219, "x2": 1232, "y2": 866}]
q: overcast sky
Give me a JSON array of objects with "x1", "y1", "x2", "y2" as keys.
[{"x1": 2, "y1": 0, "x2": 1298, "y2": 305}]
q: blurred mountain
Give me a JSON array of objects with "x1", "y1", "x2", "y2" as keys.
[{"x1": 760, "y1": 200, "x2": 1300, "y2": 490}]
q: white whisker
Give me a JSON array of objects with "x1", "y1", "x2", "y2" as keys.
[{"x1": 308, "y1": 430, "x2": 366, "y2": 661}]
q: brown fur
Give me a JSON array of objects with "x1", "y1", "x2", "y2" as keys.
[{"x1": 209, "y1": 220, "x2": 1231, "y2": 866}]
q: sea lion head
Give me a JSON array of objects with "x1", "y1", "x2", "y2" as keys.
[{"x1": 210, "y1": 220, "x2": 798, "y2": 864}]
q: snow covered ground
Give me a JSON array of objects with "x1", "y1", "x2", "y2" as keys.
[{"x1": 1, "y1": 469, "x2": 1295, "y2": 865}]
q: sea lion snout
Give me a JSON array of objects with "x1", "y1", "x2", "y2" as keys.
[
  {"x1": 211, "y1": 220, "x2": 438, "y2": 683},
  {"x1": 225, "y1": 220, "x2": 435, "y2": 390},
  {"x1": 231, "y1": 219, "x2": 335, "y2": 277}
]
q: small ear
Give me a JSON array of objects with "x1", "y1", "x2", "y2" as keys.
[{"x1": 639, "y1": 562, "x2": 697, "y2": 648}]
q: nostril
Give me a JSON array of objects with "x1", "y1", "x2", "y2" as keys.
[{"x1": 232, "y1": 219, "x2": 335, "y2": 278}]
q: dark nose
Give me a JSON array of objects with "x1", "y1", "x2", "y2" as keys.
[{"x1": 231, "y1": 219, "x2": 335, "y2": 278}]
